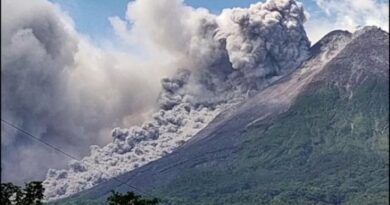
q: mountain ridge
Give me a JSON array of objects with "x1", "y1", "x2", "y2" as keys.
[{"x1": 54, "y1": 27, "x2": 389, "y2": 205}]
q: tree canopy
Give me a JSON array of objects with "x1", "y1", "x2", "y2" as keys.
[
  {"x1": 107, "y1": 191, "x2": 160, "y2": 205},
  {"x1": 1, "y1": 181, "x2": 44, "y2": 205}
]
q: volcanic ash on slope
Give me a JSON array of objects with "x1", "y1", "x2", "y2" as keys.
[{"x1": 43, "y1": 0, "x2": 310, "y2": 200}]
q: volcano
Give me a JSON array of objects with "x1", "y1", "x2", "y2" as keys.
[{"x1": 53, "y1": 26, "x2": 389, "y2": 205}]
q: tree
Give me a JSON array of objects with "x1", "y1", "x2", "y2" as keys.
[
  {"x1": 107, "y1": 191, "x2": 160, "y2": 205},
  {"x1": 21, "y1": 181, "x2": 44, "y2": 205},
  {"x1": 1, "y1": 181, "x2": 44, "y2": 205},
  {"x1": 1, "y1": 183, "x2": 22, "y2": 205}
]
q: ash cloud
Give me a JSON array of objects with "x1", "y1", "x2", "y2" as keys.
[
  {"x1": 1, "y1": 0, "x2": 167, "y2": 184},
  {"x1": 42, "y1": 0, "x2": 311, "y2": 201}
]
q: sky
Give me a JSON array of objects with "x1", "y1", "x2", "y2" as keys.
[
  {"x1": 48, "y1": 0, "x2": 389, "y2": 46},
  {"x1": 49, "y1": 0, "x2": 323, "y2": 44}
]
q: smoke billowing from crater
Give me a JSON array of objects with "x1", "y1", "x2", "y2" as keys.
[{"x1": 40, "y1": 0, "x2": 311, "y2": 200}]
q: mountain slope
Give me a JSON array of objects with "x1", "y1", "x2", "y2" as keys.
[{"x1": 56, "y1": 27, "x2": 389, "y2": 205}]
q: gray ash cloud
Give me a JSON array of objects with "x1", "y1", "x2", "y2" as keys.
[
  {"x1": 0, "y1": 0, "x2": 312, "y2": 200},
  {"x1": 41, "y1": 0, "x2": 311, "y2": 200},
  {"x1": 1, "y1": 0, "x2": 164, "y2": 184}
]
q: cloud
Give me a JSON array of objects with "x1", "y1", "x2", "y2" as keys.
[
  {"x1": 305, "y1": 0, "x2": 389, "y2": 43},
  {"x1": 1, "y1": 0, "x2": 170, "y2": 184},
  {"x1": 43, "y1": 0, "x2": 311, "y2": 201}
]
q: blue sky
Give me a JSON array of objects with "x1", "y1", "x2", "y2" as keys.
[{"x1": 50, "y1": 0, "x2": 321, "y2": 44}]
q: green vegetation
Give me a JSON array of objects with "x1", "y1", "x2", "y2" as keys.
[
  {"x1": 52, "y1": 70, "x2": 389, "y2": 205},
  {"x1": 1, "y1": 182, "x2": 159, "y2": 205},
  {"x1": 150, "y1": 75, "x2": 389, "y2": 204},
  {"x1": 1, "y1": 181, "x2": 44, "y2": 205},
  {"x1": 107, "y1": 191, "x2": 160, "y2": 205},
  {"x1": 47, "y1": 191, "x2": 160, "y2": 205}
]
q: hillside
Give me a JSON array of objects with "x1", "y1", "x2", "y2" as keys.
[{"x1": 53, "y1": 27, "x2": 389, "y2": 205}]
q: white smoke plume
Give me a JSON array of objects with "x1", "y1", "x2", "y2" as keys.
[
  {"x1": 42, "y1": 0, "x2": 311, "y2": 201},
  {"x1": 317, "y1": 0, "x2": 389, "y2": 30},
  {"x1": 304, "y1": 0, "x2": 389, "y2": 43},
  {"x1": 1, "y1": 0, "x2": 170, "y2": 184}
]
